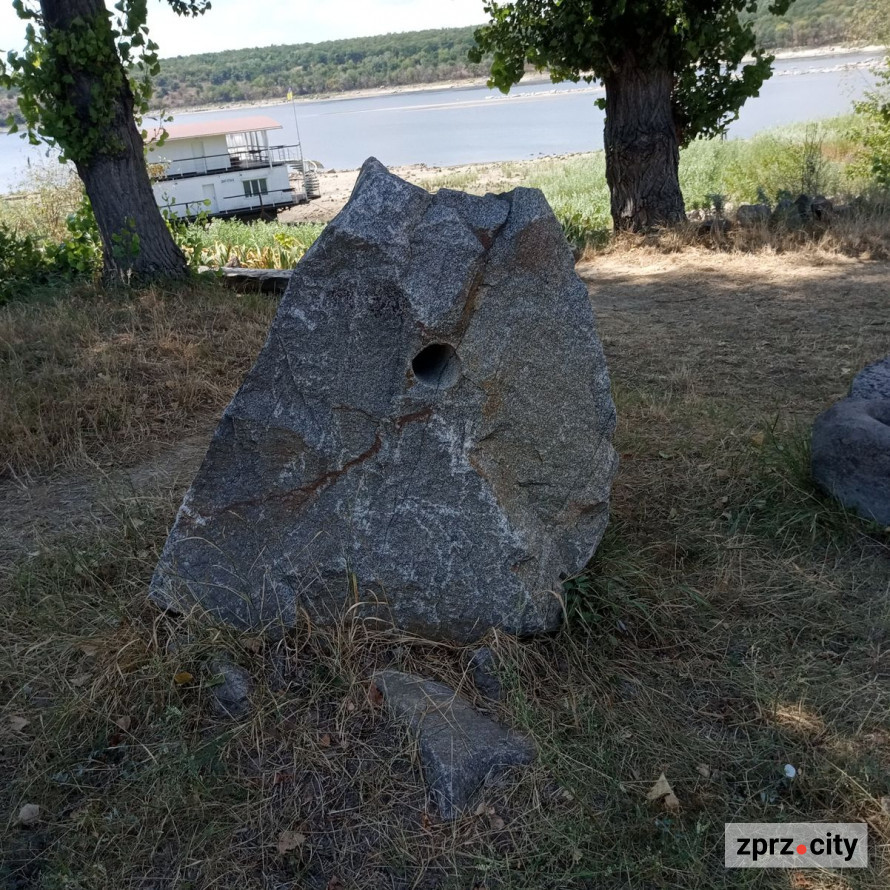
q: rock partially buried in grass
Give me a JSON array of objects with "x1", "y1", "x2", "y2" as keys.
[
  {"x1": 372, "y1": 669, "x2": 535, "y2": 819},
  {"x1": 207, "y1": 656, "x2": 253, "y2": 719},
  {"x1": 149, "y1": 157, "x2": 617, "y2": 643},
  {"x1": 812, "y1": 398, "x2": 890, "y2": 526}
]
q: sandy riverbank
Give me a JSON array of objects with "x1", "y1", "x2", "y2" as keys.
[{"x1": 278, "y1": 153, "x2": 592, "y2": 224}]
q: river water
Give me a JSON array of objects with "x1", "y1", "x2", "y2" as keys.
[{"x1": 0, "y1": 51, "x2": 883, "y2": 193}]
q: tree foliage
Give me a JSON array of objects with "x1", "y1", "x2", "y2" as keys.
[
  {"x1": 851, "y1": 0, "x2": 890, "y2": 188},
  {"x1": 0, "y1": 0, "x2": 207, "y2": 161},
  {"x1": 470, "y1": 0, "x2": 795, "y2": 147}
]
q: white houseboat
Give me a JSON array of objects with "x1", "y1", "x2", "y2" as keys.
[{"x1": 147, "y1": 115, "x2": 318, "y2": 221}]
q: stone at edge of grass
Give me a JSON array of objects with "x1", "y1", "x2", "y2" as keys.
[
  {"x1": 372, "y1": 669, "x2": 536, "y2": 821},
  {"x1": 207, "y1": 656, "x2": 253, "y2": 719},
  {"x1": 811, "y1": 397, "x2": 890, "y2": 527}
]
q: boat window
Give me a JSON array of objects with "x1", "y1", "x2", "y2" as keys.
[
  {"x1": 227, "y1": 130, "x2": 269, "y2": 166},
  {"x1": 243, "y1": 178, "x2": 269, "y2": 197}
]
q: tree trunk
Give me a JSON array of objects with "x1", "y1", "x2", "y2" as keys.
[
  {"x1": 41, "y1": 0, "x2": 188, "y2": 280},
  {"x1": 603, "y1": 61, "x2": 686, "y2": 232}
]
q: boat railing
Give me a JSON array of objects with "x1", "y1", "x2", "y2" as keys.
[
  {"x1": 158, "y1": 184, "x2": 299, "y2": 220},
  {"x1": 154, "y1": 144, "x2": 305, "y2": 182}
]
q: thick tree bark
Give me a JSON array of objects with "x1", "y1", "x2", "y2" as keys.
[
  {"x1": 41, "y1": 0, "x2": 188, "y2": 279},
  {"x1": 603, "y1": 61, "x2": 686, "y2": 232}
]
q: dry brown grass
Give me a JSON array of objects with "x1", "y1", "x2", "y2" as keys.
[
  {"x1": 0, "y1": 280, "x2": 275, "y2": 477},
  {"x1": 2, "y1": 253, "x2": 890, "y2": 888},
  {"x1": 586, "y1": 207, "x2": 890, "y2": 262},
  {"x1": 0, "y1": 164, "x2": 86, "y2": 243}
]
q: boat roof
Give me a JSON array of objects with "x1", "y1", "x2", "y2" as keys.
[{"x1": 150, "y1": 115, "x2": 284, "y2": 142}]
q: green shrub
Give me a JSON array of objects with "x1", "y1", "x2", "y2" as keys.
[
  {"x1": 186, "y1": 219, "x2": 324, "y2": 269},
  {"x1": 852, "y1": 65, "x2": 890, "y2": 188},
  {"x1": 0, "y1": 195, "x2": 101, "y2": 302},
  {"x1": 45, "y1": 196, "x2": 103, "y2": 278},
  {"x1": 0, "y1": 223, "x2": 51, "y2": 302},
  {"x1": 680, "y1": 119, "x2": 856, "y2": 208}
]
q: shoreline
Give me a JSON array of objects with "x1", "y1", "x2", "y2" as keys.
[{"x1": 149, "y1": 44, "x2": 886, "y2": 119}]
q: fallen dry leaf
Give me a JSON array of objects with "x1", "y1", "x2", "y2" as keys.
[
  {"x1": 79, "y1": 643, "x2": 99, "y2": 657},
  {"x1": 318, "y1": 732, "x2": 332, "y2": 748},
  {"x1": 646, "y1": 772, "x2": 680, "y2": 813},
  {"x1": 368, "y1": 681, "x2": 384, "y2": 706},
  {"x1": 70, "y1": 673, "x2": 91, "y2": 688},
  {"x1": 697, "y1": 764, "x2": 711, "y2": 779},
  {"x1": 8, "y1": 716, "x2": 29, "y2": 733},
  {"x1": 750, "y1": 431, "x2": 765, "y2": 447},
  {"x1": 17, "y1": 804, "x2": 40, "y2": 826},
  {"x1": 173, "y1": 671, "x2": 194, "y2": 686},
  {"x1": 489, "y1": 814, "x2": 505, "y2": 831},
  {"x1": 277, "y1": 830, "x2": 306, "y2": 855},
  {"x1": 114, "y1": 716, "x2": 132, "y2": 732}
]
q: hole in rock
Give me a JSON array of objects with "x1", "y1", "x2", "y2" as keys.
[{"x1": 411, "y1": 343, "x2": 461, "y2": 389}]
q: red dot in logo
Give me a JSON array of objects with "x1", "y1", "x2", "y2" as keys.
[{"x1": 797, "y1": 844, "x2": 807, "y2": 855}]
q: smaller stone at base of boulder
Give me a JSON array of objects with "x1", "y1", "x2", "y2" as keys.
[
  {"x1": 372, "y1": 670, "x2": 535, "y2": 819},
  {"x1": 811, "y1": 398, "x2": 890, "y2": 526},
  {"x1": 851, "y1": 356, "x2": 890, "y2": 402},
  {"x1": 207, "y1": 657, "x2": 253, "y2": 719}
]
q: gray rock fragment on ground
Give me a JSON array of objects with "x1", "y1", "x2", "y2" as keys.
[
  {"x1": 149, "y1": 156, "x2": 617, "y2": 643},
  {"x1": 811, "y1": 398, "x2": 890, "y2": 526},
  {"x1": 207, "y1": 657, "x2": 253, "y2": 719},
  {"x1": 372, "y1": 669, "x2": 535, "y2": 819}
]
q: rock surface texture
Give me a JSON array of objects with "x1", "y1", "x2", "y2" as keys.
[
  {"x1": 150, "y1": 157, "x2": 618, "y2": 643},
  {"x1": 851, "y1": 356, "x2": 890, "y2": 401},
  {"x1": 372, "y1": 669, "x2": 535, "y2": 818},
  {"x1": 812, "y1": 397, "x2": 890, "y2": 526},
  {"x1": 207, "y1": 657, "x2": 253, "y2": 719}
]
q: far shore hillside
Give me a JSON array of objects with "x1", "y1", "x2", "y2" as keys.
[{"x1": 147, "y1": 44, "x2": 886, "y2": 119}]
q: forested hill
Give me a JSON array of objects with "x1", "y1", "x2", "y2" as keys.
[
  {"x1": 153, "y1": 28, "x2": 491, "y2": 106},
  {"x1": 151, "y1": 0, "x2": 864, "y2": 108},
  {"x1": 0, "y1": 0, "x2": 871, "y2": 122}
]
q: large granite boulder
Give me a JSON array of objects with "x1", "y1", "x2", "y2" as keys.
[
  {"x1": 150, "y1": 157, "x2": 618, "y2": 642},
  {"x1": 812, "y1": 398, "x2": 890, "y2": 526}
]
